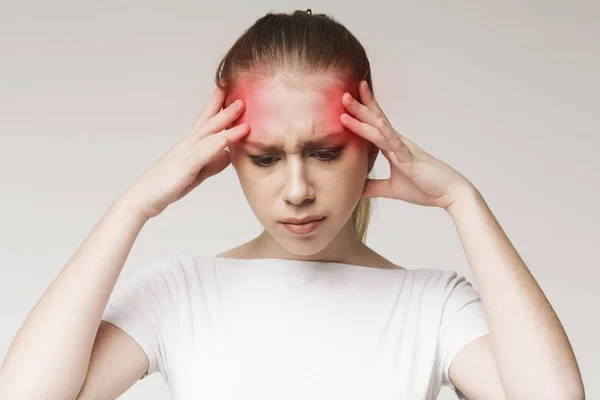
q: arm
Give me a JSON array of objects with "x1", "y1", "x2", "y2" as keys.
[
  {"x1": 337, "y1": 79, "x2": 585, "y2": 399},
  {"x1": 0, "y1": 197, "x2": 149, "y2": 400},
  {"x1": 446, "y1": 186, "x2": 585, "y2": 400},
  {"x1": 0, "y1": 86, "x2": 249, "y2": 400}
]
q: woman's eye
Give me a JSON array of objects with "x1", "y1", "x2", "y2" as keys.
[
  {"x1": 251, "y1": 156, "x2": 279, "y2": 167},
  {"x1": 314, "y1": 148, "x2": 342, "y2": 163},
  {"x1": 314, "y1": 150, "x2": 341, "y2": 161},
  {"x1": 248, "y1": 148, "x2": 344, "y2": 169}
]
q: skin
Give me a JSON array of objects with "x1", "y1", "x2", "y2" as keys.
[
  {"x1": 217, "y1": 73, "x2": 397, "y2": 268},
  {"x1": 216, "y1": 75, "x2": 584, "y2": 396}
]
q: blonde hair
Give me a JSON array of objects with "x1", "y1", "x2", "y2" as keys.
[
  {"x1": 215, "y1": 10, "x2": 375, "y2": 243},
  {"x1": 352, "y1": 182, "x2": 374, "y2": 243}
]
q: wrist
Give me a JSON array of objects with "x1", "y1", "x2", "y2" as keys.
[
  {"x1": 110, "y1": 195, "x2": 151, "y2": 224},
  {"x1": 444, "y1": 183, "x2": 483, "y2": 218}
]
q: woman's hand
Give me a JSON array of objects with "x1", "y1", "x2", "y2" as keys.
[
  {"x1": 340, "y1": 81, "x2": 475, "y2": 211},
  {"x1": 119, "y1": 86, "x2": 250, "y2": 220}
]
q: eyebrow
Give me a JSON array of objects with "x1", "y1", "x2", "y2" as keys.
[{"x1": 242, "y1": 131, "x2": 347, "y2": 152}]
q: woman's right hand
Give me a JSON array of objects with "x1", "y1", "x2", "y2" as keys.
[{"x1": 118, "y1": 86, "x2": 249, "y2": 220}]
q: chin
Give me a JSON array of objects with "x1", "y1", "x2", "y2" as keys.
[
  {"x1": 280, "y1": 241, "x2": 330, "y2": 257},
  {"x1": 269, "y1": 224, "x2": 335, "y2": 257}
]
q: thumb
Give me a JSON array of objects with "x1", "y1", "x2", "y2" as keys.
[{"x1": 362, "y1": 178, "x2": 391, "y2": 199}]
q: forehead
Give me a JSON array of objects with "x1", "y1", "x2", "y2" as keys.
[{"x1": 227, "y1": 76, "x2": 353, "y2": 135}]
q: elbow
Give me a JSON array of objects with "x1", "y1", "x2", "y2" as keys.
[
  {"x1": 563, "y1": 374, "x2": 586, "y2": 400},
  {"x1": 536, "y1": 383, "x2": 586, "y2": 400},
  {"x1": 569, "y1": 385, "x2": 586, "y2": 400}
]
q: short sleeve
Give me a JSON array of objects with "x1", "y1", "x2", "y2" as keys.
[
  {"x1": 101, "y1": 255, "x2": 178, "y2": 380},
  {"x1": 437, "y1": 272, "x2": 490, "y2": 394}
]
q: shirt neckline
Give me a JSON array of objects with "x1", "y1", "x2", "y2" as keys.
[{"x1": 209, "y1": 255, "x2": 407, "y2": 275}]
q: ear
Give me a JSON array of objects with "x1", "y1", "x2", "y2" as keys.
[{"x1": 366, "y1": 142, "x2": 379, "y2": 174}]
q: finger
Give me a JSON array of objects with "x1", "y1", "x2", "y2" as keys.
[
  {"x1": 174, "y1": 172, "x2": 203, "y2": 203},
  {"x1": 189, "y1": 86, "x2": 227, "y2": 133},
  {"x1": 341, "y1": 92, "x2": 380, "y2": 127},
  {"x1": 376, "y1": 118, "x2": 415, "y2": 164},
  {"x1": 175, "y1": 149, "x2": 231, "y2": 203},
  {"x1": 190, "y1": 133, "x2": 232, "y2": 172},
  {"x1": 191, "y1": 122, "x2": 247, "y2": 167},
  {"x1": 194, "y1": 99, "x2": 246, "y2": 140},
  {"x1": 380, "y1": 148, "x2": 417, "y2": 181},
  {"x1": 380, "y1": 148, "x2": 396, "y2": 163},
  {"x1": 362, "y1": 178, "x2": 392, "y2": 199},
  {"x1": 174, "y1": 140, "x2": 229, "y2": 202},
  {"x1": 221, "y1": 121, "x2": 250, "y2": 143},
  {"x1": 358, "y1": 80, "x2": 385, "y2": 118},
  {"x1": 394, "y1": 134, "x2": 426, "y2": 158},
  {"x1": 201, "y1": 149, "x2": 232, "y2": 178},
  {"x1": 340, "y1": 113, "x2": 387, "y2": 149}
]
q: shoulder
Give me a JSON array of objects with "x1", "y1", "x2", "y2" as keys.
[
  {"x1": 115, "y1": 254, "x2": 211, "y2": 294},
  {"x1": 128, "y1": 253, "x2": 215, "y2": 276},
  {"x1": 396, "y1": 267, "x2": 481, "y2": 314},
  {"x1": 107, "y1": 254, "x2": 221, "y2": 308},
  {"x1": 401, "y1": 267, "x2": 471, "y2": 291}
]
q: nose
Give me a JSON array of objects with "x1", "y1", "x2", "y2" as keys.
[{"x1": 282, "y1": 158, "x2": 315, "y2": 205}]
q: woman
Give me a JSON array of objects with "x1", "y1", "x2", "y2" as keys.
[{"x1": 0, "y1": 9, "x2": 584, "y2": 400}]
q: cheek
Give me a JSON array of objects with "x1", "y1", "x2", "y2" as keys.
[
  {"x1": 335, "y1": 143, "x2": 371, "y2": 187},
  {"x1": 314, "y1": 147, "x2": 368, "y2": 193}
]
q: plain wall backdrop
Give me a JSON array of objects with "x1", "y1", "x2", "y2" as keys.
[{"x1": 1, "y1": 0, "x2": 598, "y2": 398}]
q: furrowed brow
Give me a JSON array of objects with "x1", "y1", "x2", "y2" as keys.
[{"x1": 243, "y1": 131, "x2": 346, "y2": 152}]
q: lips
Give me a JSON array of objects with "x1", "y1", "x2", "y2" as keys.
[
  {"x1": 281, "y1": 217, "x2": 326, "y2": 235},
  {"x1": 280, "y1": 216, "x2": 326, "y2": 225}
]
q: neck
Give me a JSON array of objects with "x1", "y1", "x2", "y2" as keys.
[{"x1": 250, "y1": 219, "x2": 371, "y2": 265}]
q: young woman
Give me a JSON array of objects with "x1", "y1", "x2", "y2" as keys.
[{"x1": 0, "y1": 9, "x2": 584, "y2": 400}]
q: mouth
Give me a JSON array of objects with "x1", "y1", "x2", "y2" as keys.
[
  {"x1": 280, "y1": 216, "x2": 326, "y2": 225},
  {"x1": 280, "y1": 217, "x2": 326, "y2": 235}
]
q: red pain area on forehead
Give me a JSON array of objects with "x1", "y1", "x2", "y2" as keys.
[{"x1": 225, "y1": 78, "x2": 362, "y2": 148}]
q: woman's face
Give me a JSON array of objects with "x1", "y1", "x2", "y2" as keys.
[{"x1": 225, "y1": 75, "x2": 378, "y2": 257}]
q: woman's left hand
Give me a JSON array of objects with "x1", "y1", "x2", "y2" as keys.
[{"x1": 340, "y1": 80, "x2": 476, "y2": 211}]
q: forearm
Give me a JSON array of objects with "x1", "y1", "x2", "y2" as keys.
[
  {"x1": 447, "y1": 187, "x2": 584, "y2": 400},
  {"x1": 0, "y1": 196, "x2": 149, "y2": 400}
]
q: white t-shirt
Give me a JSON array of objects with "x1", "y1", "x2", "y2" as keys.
[{"x1": 101, "y1": 254, "x2": 489, "y2": 400}]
